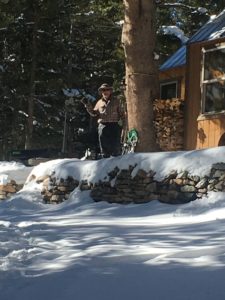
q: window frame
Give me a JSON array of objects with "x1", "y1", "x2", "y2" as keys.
[
  {"x1": 201, "y1": 43, "x2": 225, "y2": 114},
  {"x1": 160, "y1": 80, "x2": 178, "y2": 100}
]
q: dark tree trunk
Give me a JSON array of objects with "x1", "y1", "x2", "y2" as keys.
[{"x1": 25, "y1": 13, "x2": 38, "y2": 149}]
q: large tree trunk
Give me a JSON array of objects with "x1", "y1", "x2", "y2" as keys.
[
  {"x1": 122, "y1": 0, "x2": 158, "y2": 152},
  {"x1": 25, "y1": 13, "x2": 38, "y2": 150}
]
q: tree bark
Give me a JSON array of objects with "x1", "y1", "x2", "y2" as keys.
[
  {"x1": 25, "y1": 13, "x2": 38, "y2": 150},
  {"x1": 122, "y1": 0, "x2": 158, "y2": 152}
]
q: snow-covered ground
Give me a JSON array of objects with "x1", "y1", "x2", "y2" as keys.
[{"x1": 1, "y1": 148, "x2": 225, "y2": 300}]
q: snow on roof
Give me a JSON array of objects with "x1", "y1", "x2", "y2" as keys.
[
  {"x1": 188, "y1": 9, "x2": 225, "y2": 43},
  {"x1": 160, "y1": 9, "x2": 225, "y2": 71}
]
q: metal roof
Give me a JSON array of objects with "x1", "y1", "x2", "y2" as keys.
[
  {"x1": 160, "y1": 10, "x2": 225, "y2": 71},
  {"x1": 159, "y1": 45, "x2": 186, "y2": 71},
  {"x1": 188, "y1": 9, "x2": 225, "y2": 44}
]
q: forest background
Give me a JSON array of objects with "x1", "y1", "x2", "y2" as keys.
[{"x1": 0, "y1": 0, "x2": 224, "y2": 160}]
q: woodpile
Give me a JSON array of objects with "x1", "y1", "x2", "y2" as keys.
[{"x1": 153, "y1": 98, "x2": 185, "y2": 151}]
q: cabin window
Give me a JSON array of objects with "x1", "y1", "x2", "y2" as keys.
[
  {"x1": 160, "y1": 81, "x2": 178, "y2": 99},
  {"x1": 202, "y1": 45, "x2": 225, "y2": 113}
]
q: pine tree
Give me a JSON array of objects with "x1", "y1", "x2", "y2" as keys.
[{"x1": 0, "y1": 0, "x2": 124, "y2": 158}]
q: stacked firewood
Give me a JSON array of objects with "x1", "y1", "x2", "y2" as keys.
[{"x1": 153, "y1": 98, "x2": 185, "y2": 151}]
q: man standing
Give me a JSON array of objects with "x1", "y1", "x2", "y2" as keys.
[{"x1": 82, "y1": 83, "x2": 124, "y2": 158}]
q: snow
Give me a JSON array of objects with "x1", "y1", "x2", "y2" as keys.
[
  {"x1": 18, "y1": 110, "x2": 28, "y2": 118},
  {"x1": 209, "y1": 26, "x2": 225, "y2": 40},
  {"x1": 27, "y1": 146, "x2": 225, "y2": 183},
  {"x1": 0, "y1": 161, "x2": 32, "y2": 184},
  {"x1": 197, "y1": 7, "x2": 208, "y2": 14},
  {"x1": 207, "y1": 9, "x2": 225, "y2": 39},
  {"x1": 1, "y1": 147, "x2": 225, "y2": 300},
  {"x1": 62, "y1": 88, "x2": 96, "y2": 102},
  {"x1": 161, "y1": 25, "x2": 189, "y2": 43}
]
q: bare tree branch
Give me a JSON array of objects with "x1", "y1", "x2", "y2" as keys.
[{"x1": 156, "y1": 1, "x2": 196, "y2": 10}]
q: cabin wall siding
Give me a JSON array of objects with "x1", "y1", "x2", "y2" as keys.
[
  {"x1": 185, "y1": 39, "x2": 225, "y2": 150},
  {"x1": 184, "y1": 43, "x2": 202, "y2": 150},
  {"x1": 159, "y1": 66, "x2": 186, "y2": 99},
  {"x1": 197, "y1": 116, "x2": 225, "y2": 148},
  {"x1": 159, "y1": 38, "x2": 225, "y2": 151}
]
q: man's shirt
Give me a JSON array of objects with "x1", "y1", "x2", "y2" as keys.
[{"x1": 87, "y1": 97, "x2": 124, "y2": 123}]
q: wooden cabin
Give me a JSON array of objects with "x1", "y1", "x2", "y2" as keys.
[{"x1": 159, "y1": 10, "x2": 225, "y2": 150}]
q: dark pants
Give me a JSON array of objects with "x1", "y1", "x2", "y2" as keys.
[{"x1": 98, "y1": 122, "x2": 121, "y2": 157}]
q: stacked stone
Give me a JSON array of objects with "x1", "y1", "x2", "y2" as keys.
[
  {"x1": 91, "y1": 163, "x2": 225, "y2": 204},
  {"x1": 0, "y1": 180, "x2": 23, "y2": 200},
  {"x1": 39, "y1": 162, "x2": 225, "y2": 205},
  {"x1": 40, "y1": 175, "x2": 80, "y2": 204},
  {"x1": 91, "y1": 167, "x2": 157, "y2": 204}
]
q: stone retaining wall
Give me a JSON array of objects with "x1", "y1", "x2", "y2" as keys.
[
  {"x1": 0, "y1": 180, "x2": 23, "y2": 200},
  {"x1": 39, "y1": 175, "x2": 80, "y2": 204},
  {"x1": 39, "y1": 162, "x2": 225, "y2": 205}
]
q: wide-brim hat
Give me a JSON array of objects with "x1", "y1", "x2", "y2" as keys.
[{"x1": 98, "y1": 83, "x2": 113, "y2": 93}]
